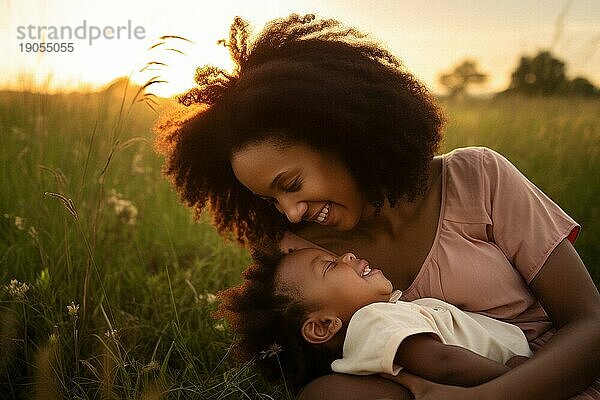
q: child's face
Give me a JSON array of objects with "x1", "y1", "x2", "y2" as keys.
[{"x1": 276, "y1": 248, "x2": 393, "y2": 323}]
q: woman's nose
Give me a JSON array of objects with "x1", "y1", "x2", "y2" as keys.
[
  {"x1": 277, "y1": 198, "x2": 308, "y2": 224},
  {"x1": 340, "y1": 253, "x2": 357, "y2": 263}
]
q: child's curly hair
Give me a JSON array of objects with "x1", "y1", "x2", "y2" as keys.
[
  {"x1": 214, "y1": 248, "x2": 338, "y2": 393},
  {"x1": 155, "y1": 13, "x2": 445, "y2": 246}
]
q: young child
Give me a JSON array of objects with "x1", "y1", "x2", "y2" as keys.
[{"x1": 216, "y1": 248, "x2": 532, "y2": 393}]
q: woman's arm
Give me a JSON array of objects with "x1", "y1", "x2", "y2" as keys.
[
  {"x1": 296, "y1": 373, "x2": 413, "y2": 400},
  {"x1": 389, "y1": 239, "x2": 600, "y2": 400},
  {"x1": 395, "y1": 334, "x2": 511, "y2": 386},
  {"x1": 478, "y1": 238, "x2": 600, "y2": 399}
]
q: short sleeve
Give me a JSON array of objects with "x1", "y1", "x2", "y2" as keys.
[
  {"x1": 483, "y1": 148, "x2": 580, "y2": 283},
  {"x1": 331, "y1": 303, "x2": 437, "y2": 375}
]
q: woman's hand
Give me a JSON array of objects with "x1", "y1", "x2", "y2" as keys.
[
  {"x1": 381, "y1": 372, "x2": 475, "y2": 400},
  {"x1": 388, "y1": 240, "x2": 600, "y2": 400},
  {"x1": 388, "y1": 239, "x2": 600, "y2": 400}
]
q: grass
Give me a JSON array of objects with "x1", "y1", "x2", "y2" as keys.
[
  {"x1": 440, "y1": 96, "x2": 599, "y2": 283},
  {"x1": 0, "y1": 88, "x2": 286, "y2": 399},
  {"x1": 0, "y1": 88, "x2": 598, "y2": 399}
]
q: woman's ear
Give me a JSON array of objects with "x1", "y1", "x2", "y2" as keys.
[{"x1": 301, "y1": 314, "x2": 343, "y2": 344}]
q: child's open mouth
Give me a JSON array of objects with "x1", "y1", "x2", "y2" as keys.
[{"x1": 361, "y1": 264, "x2": 372, "y2": 277}]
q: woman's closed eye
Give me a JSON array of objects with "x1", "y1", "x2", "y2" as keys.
[
  {"x1": 284, "y1": 177, "x2": 302, "y2": 193},
  {"x1": 258, "y1": 177, "x2": 302, "y2": 204}
]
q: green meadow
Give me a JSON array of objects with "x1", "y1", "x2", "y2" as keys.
[{"x1": 1, "y1": 88, "x2": 598, "y2": 399}]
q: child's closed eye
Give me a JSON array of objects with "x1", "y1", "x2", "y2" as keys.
[{"x1": 323, "y1": 260, "x2": 337, "y2": 276}]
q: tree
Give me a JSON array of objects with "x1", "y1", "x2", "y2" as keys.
[
  {"x1": 504, "y1": 50, "x2": 599, "y2": 97},
  {"x1": 508, "y1": 51, "x2": 567, "y2": 95},
  {"x1": 564, "y1": 77, "x2": 599, "y2": 97},
  {"x1": 438, "y1": 60, "x2": 488, "y2": 100}
]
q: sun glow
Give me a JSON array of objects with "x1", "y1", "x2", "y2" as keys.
[
  {"x1": 2, "y1": 0, "x2": 599, "y2": 97},
  {"x1": 2, "y1": 0, "x2": 241, "y2": 97},
  {"x1": 136, "y1": 37, "x2": 236, "y2": 98}
]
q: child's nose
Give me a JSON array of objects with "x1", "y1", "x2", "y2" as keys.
[{"x1": 340, "y1": 253, "x2": 357, "y2": 263}]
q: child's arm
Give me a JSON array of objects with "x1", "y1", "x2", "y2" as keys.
[{"x1": 394, "y1": 333, "x2": 513, "y2": 387}]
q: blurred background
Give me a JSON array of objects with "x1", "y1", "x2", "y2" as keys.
[
  {"x1": 2, "y1": 0, "x2": 600, "y2": 96},
  {"x1": 1, "y1": 1, "x2": 599, "y2": 399}
]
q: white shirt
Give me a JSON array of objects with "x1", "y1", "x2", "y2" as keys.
[{"x1": 331, "y1": 297, "x2": 533, "y2": 375}]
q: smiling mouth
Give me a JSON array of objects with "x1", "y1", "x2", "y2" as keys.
[
  {"x1": 315, "y1": 202, "x2": 330, "y2": 223},
  {"x1": 361, "y1": 263, "x2": 372, "y2": 277}
]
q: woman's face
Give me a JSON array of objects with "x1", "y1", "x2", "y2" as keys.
[{"x1": 230, "y1": 139, "x2": 369, "y2": 231}]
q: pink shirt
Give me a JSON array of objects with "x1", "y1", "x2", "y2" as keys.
[
  {"x1": 281, "y1": 147, "x2": 598, "y2": 398},
  {"x1": 400, "y1": 146, "x2": 579, "y2": 341}
]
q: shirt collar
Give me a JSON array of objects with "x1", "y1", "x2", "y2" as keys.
[{"x1": 388, "y1": 289, "x2": 402, "y2": 303}]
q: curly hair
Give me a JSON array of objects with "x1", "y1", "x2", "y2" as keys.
[
  {"x1": 154, "y1": 13, "x2": 445, "y2": 246},
  {"x1": 214, "y1": 248, "x2": 339, "y2": 393}
]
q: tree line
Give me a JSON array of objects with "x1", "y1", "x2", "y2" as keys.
[{"x1": 439, "y1": 50, "x2": 599, "y2": 99}]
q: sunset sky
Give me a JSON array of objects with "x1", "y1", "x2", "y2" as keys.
[{"x1": 2, "y1": 0, "x2": 599, "y2": 96}]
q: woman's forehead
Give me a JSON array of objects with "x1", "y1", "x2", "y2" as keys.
[
  {"x1": 233, "y1": 136, "x2": 305, "y2": 156},
  {"x1": 230, "y1": 140, "x2": 321, "y2": 183}
]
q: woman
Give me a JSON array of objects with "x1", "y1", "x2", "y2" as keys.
[{"x1": 155, "y1": 14, "x2": 600, "y2": 399}]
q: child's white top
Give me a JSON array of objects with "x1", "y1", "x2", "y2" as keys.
[{"x1": 331, "y1": 297, "x2": 533, "y2": 375}]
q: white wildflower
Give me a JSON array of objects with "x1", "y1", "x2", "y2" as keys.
[
  {"x1": 5, "y1": 279, "x2": 30, "y2": 300},
  {"x1": 107, "y1": 189, "x2": 138, "y2": 225},
  {"x1": 14, "y1": 216, "x2": 25, "y2": 230},
  {"x1": 131, "y1": 153, "x2": 151, "y2": 174},
  {"x1": 214, "y1": 323, "x2": 226, "y2": 332},
  {"x1": 67, "y1": 302, "x2": 79, "y2": 318},
  {"x1": 199, "y1": 293, "x2": 217, "y2": 303}
]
